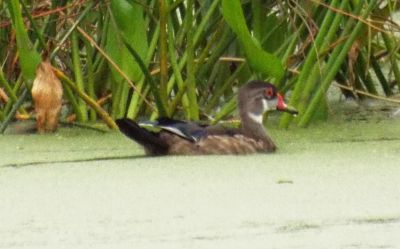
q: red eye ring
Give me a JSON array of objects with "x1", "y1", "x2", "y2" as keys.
[{"x1": 265, "y1": 87, "x2": 274, "y2": 98}]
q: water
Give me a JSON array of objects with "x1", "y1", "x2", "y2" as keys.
[
  {"x1": 1, "y1": 153, "x2": 399, "y2": 249},
  {"x1": 1, "y1": 119, "x2": 400, "y2": 248}
]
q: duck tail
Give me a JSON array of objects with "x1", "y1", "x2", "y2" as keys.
[{"x1": 115, "y1": 118, "x2": 168, "y2": 155}]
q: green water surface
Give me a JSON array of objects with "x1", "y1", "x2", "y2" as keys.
[{"x1": 1, "y1": 113, "x2": 399, "y2": 167}]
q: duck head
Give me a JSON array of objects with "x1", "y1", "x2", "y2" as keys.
[{"x1": 238, "y1": 81, "x2": 298, "y2": 124}]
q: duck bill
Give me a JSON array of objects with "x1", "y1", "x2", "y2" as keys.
[{"x1": 276, "y1": 93, "x2": 299, "y2": 116}]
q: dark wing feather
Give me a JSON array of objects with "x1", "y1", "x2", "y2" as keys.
[
  {"x1": 116, "y1": 118, "x2": 168, "y2": 155},
  {"x1": 143, "y1": 117, "x2": 208, "y2": 143}
]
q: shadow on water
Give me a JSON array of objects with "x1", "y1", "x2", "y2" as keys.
[{"x1": 2, "y1": 155, "x2": 147, "y2": 168}]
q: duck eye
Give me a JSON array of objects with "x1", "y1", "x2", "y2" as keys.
[{"x1": 264, "y1": 87, "x2": 274, "y2": 99}]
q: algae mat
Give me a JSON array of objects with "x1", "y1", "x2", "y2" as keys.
[{"x1": 1, "y1": 119, "x2": 400, "y2": 248}]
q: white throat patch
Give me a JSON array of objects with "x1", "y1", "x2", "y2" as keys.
[
  {"x1": 247, "y1": 99, "x2": 270, "y2": 124},
  {"x1": 248, "y1": 112, "x2": 263, "y2": 124},
  {"x1": 262, "y1": 98, "x2": 270, "y2": 112}
]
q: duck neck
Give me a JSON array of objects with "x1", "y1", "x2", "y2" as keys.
[{"x1": 239, "y1": 110, "x2": 274, "y2": 146}]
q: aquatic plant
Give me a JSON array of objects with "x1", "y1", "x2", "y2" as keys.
[{"x1": 0, "y1": 0, "x2": 399, "y2": 132}]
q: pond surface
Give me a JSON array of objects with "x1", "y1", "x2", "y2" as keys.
[{"x1": 1, "y1": 117, "x2": 400, "y2": 249}]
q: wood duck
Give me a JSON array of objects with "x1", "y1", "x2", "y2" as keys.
[{"x1": 116, "y1": 80, "x2": 298, "y2": 155}]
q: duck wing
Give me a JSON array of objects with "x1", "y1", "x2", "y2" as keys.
[
  {"x1": 139, "y1": 117, "x2": 207, "y2": 143},
  {"x1": 115, "y1": 118, "x2": 169, "y2": 155},
  {"x1": 204, "y1": 124, "x2": 240, "y2": 137}
]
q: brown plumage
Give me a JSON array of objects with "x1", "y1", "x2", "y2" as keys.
[
  {"x1": 160, "y1": 132, "x2": 269, "y2": 155},
  {"x1": 116, "y1": 80, "x2": 298, "y2": 156},
  {"x1": 31, "y1": 60, "x2": 63, "y2": 133}
]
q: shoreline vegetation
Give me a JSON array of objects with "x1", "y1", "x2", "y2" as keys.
[{"x1": 0, "y1": 1, "x2": 399, "y2": 133}]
